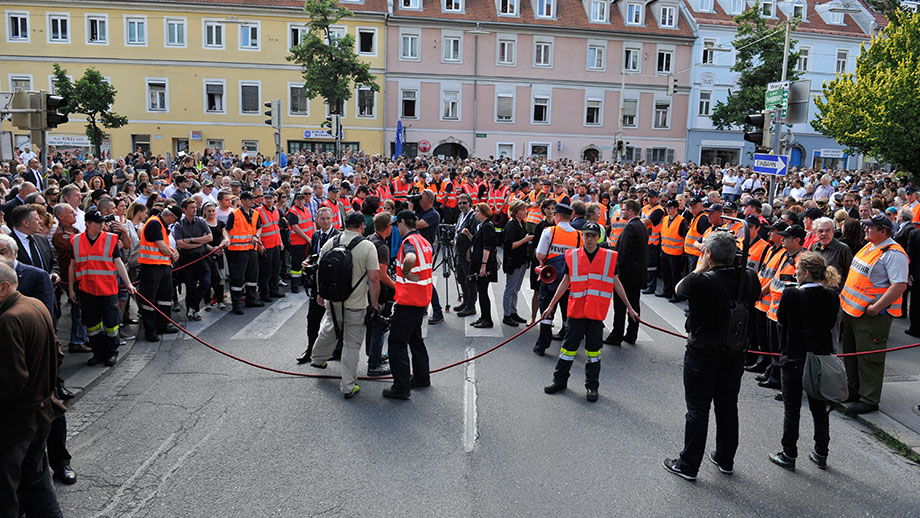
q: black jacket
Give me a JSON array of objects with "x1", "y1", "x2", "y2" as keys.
[
  {"x1": 615, "y1": 217, "x2": 647, "y2": 280},
  {"x1": 454, "y1": 209, "x2": 477, "y2": 257},
  {"x1": 470, "y1": 220, "x2": 498, "y2": 282},
  {"x1": 12, "y1": 231, "x2": 59, "y2": 278},
  {"x1": 502, "y1": 218, "x2": 529, "y2": 273},
  {"x1": 777, "y1": 284, "x2": 839, "y2": 364}
]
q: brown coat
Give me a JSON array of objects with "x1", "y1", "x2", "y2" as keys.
[
  {"x1": 0, "y1": 292, "x2": 59, "y2": 447},
  {"x1": 52, "y1": 224, "x2": 78, "y2": 285}
]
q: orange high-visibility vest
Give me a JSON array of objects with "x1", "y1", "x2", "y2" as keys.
[
  {"x1": 684, "y1": 213, "x2": 705, "y2": 257},
  {"x1": 442, "y1": 180, "x2": 459, "y2": 208},
  {"x1": 138, "y1": 216, "x2": 173, "y2": 266},
  {"x1": 767, "y1": 250, "x2": 797, "y2": 322},
  {"x1": 72, "y1": 231, "x2": 119, "y2": 296},
  {"x1": 641, "y1": 203, "x2": 663, "y2": 246},
  {"x1": 742, "y1": 237, "x2": 770, "y2": 272},
  {"x1": 395, "y1": 232, "x2": 434, "y2": 307},
  {"x1": 258, "y1": 205, "x2": 281, "y2": 249},
  {"x1": 608, "y1": 209, "x2": 627, "y2": 248},
  {"x1": 660, "y1": 213, "x2": 685, "y2": 256},
  {"x1": 288, "y1": 205, "x2": 314, "y2": 246},
  {"x1": 393, "y1": 178, "x2": 411, "y2": 200},
  {"x1": 525, "y1": 190, "x2": 545, "y2": 225},
  {"x1": 727, "y1": 220, "x2": 744, "y2": 240},
  {"x1": 566, "y1": 247, "x2": 619, "y2": 321},
  {"x1": 754, "y1": 246, "x2": 784, "y2": 313},
  {"x1": 553, "y1": 192, "x2": 569, "y2": 204},
  {"x1": 227, "y1": 208, "x2": 260, "y2": 251},
  {"x1": 376, "y1": 184, "x2": 393, "y2": 201},
  {"x1": 546, "y1": 226, "x2": 582, "y2": 260},
  {"x1": 840, "y1": 242, "x2": 907, "y2": 318},
  {"x1": 324, "y1": 198, "x2": 347, "y2": 230}
]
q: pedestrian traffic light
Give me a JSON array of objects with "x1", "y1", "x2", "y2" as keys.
[
  {"x1": 264, "y1": 99, "x2": 280, "y2": 129},
  {"x1": 744, "y1": 110, "x2": 774, "y2": 151},
  {"x1": 321, "y1": 117, "x2": 333, "y2": 137},
  {"x1": 667, "y1": 75, "x2": 678, "y2": 96},
  {"x1": 44, "y1": 93, "x2": 68, "y2": 129}
]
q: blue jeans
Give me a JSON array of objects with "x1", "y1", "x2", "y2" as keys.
[
  {"x1": 70, "y1": 301, "x2": 87, "y2": 346},
  {"x1": 430, "y1": 286, "x2": 442, "y2": 314},
  {"x1": 365, "y1": 322, "x2": 387, "y2": 369}
]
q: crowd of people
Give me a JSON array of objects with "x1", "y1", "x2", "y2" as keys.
[{"x1": 2, "y1": 143, "x2": 916, "y2": 512}]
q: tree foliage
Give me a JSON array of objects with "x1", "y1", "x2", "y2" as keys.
[
  {"x1": 864, "y1": 0, "x2": 907, "y2": 22},
  {"x1": 52, "y1": 64, "x2": 128, "y2": 155},
  {"x1": 287, "y1": 0, "x2": 379, "y2": 111},
  {"x1": 711, "y1": 3, "x2": 801, "y2": 130},
  {"x1": 812, "y1": 11, "x2": 920, "y2": 178}
]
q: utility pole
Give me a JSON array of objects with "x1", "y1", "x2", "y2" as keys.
[{"x1": 768, "y1": 20, "x2": 793, "y2": 204}]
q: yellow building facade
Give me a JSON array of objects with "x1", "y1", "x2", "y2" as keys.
[{"x1": 1, "y1": 1, "x2": 387, "y2": 157}]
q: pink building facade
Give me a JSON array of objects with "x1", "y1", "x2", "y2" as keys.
[{"x1": 384, "y1": 0, "x2": 695, "y2": 162}]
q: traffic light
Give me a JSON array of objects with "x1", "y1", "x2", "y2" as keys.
[
  {"x1": 263, "y1": 99, "x2": 280, "y2": 128},
  {"x1": 44, "y1": 93, "x2": 68, "y2": 129},
  {"x1": 321, "y1": 117, "x2": 333, "y2": 137},
  {"x1": 667, "y1": 75, "x2": 677, "y2": 96},
  {"x1": 744, "y1": 110, "x2": 774, "y2": 151}
]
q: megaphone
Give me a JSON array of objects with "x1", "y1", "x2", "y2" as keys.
[{"x1": 534, "y1": 263, "x2": 558, "y2": 284}]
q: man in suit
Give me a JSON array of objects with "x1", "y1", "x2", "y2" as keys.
[
  {"x1": 295, "y1": 206, "x2": 340, "y2": 364},
  {"x1": 25, "y1": 158, "x2": 45, "y2": 191},
  {"x1": 9, "y1": 205, "x2": 59, "y2": 282},
  {"x1": 1, "y1": 182, "x2": 37, "y2": 220},
  {"x1": 605, "y1": 199, "x2": 647, "y2": 346},
  {"x1": 454, "y1": 194, "x2": 479, "y2": 316},
  {"x1": 0, "y1": 234, "x2": 54, "y2": 315}
]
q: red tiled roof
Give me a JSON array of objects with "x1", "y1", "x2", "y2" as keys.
[
  {"x1": 124, "y1": 0, "x2": 389, "y2": 14},
  {"x1": 683, "y1": 0, "x2": 879, "y2": 38}
]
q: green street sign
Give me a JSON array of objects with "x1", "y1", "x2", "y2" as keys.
[
  {"x1": 475, "y1": 133, "x2": 487, "y2": 138},
  {"x1": 766, "y1": 81, "x2": 789, "y2": 118}
]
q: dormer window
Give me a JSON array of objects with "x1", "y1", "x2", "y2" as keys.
[
  {"x1": 445, "y1": 0, "x2": 462, "y2": 11},
  {"x1": 792, "y1": 0, "x2": 805, "y2": 19},
  {"x1": 762, "y1": 0, "x2": 775, "y2": 17},
  {"x1": 699, "y1": 0, "x2": 713, "y2": 11},
  {"x1": 499, "y1": 0, "x2": 518, "y2": 15},
  {"x1": 402, "y1": 0, "x2": 420, "y2": 9},
  {"x1": 536, "y1": 0, "x2": 554, "y2": 18},
  {"x1": 626, "y1": 3, "x2": 643, "y2": 24},
  {"x1": 660, "y1": 6, "x2": 676, "y2": 27},
  {"x1": 828, "y1": 11, "x2": 844, "y2": 24},
  {"x1": 590, "y1": 0, "x2": 609, "y2": 22}
]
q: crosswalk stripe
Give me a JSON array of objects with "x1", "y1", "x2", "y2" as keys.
[
  {"x1": 230, "y1": 297, "x2": 307, "y2": 341},
  {"x1": 182, "y1": 305, "x2": 232, "y2": 340}
]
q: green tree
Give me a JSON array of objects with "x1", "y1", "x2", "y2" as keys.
[
  {"x1": 711, "y1": 3, "x2": 801, "y2": 130},
  {"x1": 287, "y1": 0, "x2": 379, "y2": 118},
  {"x1": 52, "y1": 64, "x2": 128, "y2": 156},
  {"x1": 812, "y1": 11, "x2": 920, "y2": 178},
  {"x1": 864, "y1": 0, "x2": 905, "y2": 22}
]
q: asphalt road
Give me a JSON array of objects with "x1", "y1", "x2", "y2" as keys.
[{"x1": 57, "y1": 271, "x2": 919, "y2": 517}]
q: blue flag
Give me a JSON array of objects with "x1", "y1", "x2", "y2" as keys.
[{"x1": 395, "y1": 120, "x2": 403, "y2": 157}]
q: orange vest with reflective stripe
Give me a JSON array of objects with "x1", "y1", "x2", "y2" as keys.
[
  {"x1": 443, "y1": 180, "x2": 460, "y2": 208},
  {"x1": 525, "y1": 191, "x2": 546, "y2": 225},
  {"x1": 755, "y1": 246, "x2": 784, "y2": 312},
  {"x1": 566, "y1": 247, "x2": 618, "y2": 321},
  {"x1": 608, "y1": 209, "x2": 627, "y2": 248},
  {"x1": 767, "y1": 250, "x2": 797, "y2": 322},
  {"x1": 72, "y1": 231, "x2": 119, "y2": 296},
  {"x1": 546, "y1": 226, "x2": 582, "y2": 260},
  {"x1": 727, "y1": 221, "x2": 744, "y2": 240},
  {"x1": 288, "y1": 205, "x2": 314, "y2": 246},
  {"x1": 258, "y1": 205, "x2": 281, "y2": 249},
  {"x1": 395, "y1": 232, "x2": 434, "y2": 307},
  {"x1": 661, "y1": 214, "x2": 685, "y2": 256},
  {"x1": 841, "y1": 242, "x2": 907, "y2": 318},
  {"x1": 324, "y1": 198, "x2": 347, "y2": 230},
  {"x1": 684, "y1": 213, "x2": 705, "y2": 257},
  {"x1": 138, "y1": 216, "x2": 173, "y2": 266},
  {"x1": 554, "y1": 192, "x2": 569, "y2": 204},
  {"x1": 393, "y1": 178, "x2": 411, "y2": 200},
  {"x1": 743, "y1": 238, "x2": 770, "y2": 272},
  {"x1": 376, "y1": 184, "x2": 393, "y2": 201},
  {"x1": 227, "y1": 208, "x2": 260, "y2": 251},
  {"x1": 641, "y1": 204, "x2": 663, "y2": 245}
]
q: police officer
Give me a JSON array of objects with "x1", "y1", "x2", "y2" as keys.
[
  {"x1": 225, "y1": 191, "x2": 263, "y2": 315},
  {"x1": 68, "y1": 210, "x2": 136, "y2": 366},
  {"x1": 137, "y1": 206, "x2": 180, "y2": 342},
  {"x1": 542, "y1": 222, "x2": 637, "y2": 402},
  {"x1": 383, "y1": 210, "x2": 434, "y2": 400},
  {"x1": 533, "y1": 203, "x2": 581, "y2": 356}
]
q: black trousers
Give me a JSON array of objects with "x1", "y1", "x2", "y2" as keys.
[
  {"x1": 138, "y1": 264, "x2": 173, "y2": 334},
  {"x1": 764, "y1": 320, "x2": 782, "y2": 384},
  {"x1": 611, "y1": 277, "x2": 641, "y2": 343},
  {"x1": 455, "y1": 252, "x2": 476, "y2": 309},
  {"x1": 749, "y1": 309, "x2": 771, "y2": 367},
  {"x1": 687, "y1": 255, "x2": 699, "y2": 273},
  {"x1": 79, "y1": 291, "x2": 120, "y2": 359},
  {"x1": 0, "y1": 425, "x2": 63, "y2": 518},
  {"x1": 227, "y1": 249, "x2": 258, "y2": 307},
  {"x1": 660, "y1": 253, "x2": 684, "y2": 298},
  {"x1": 553, "y1": 318, "x2": 604, "y2": 390},
  {"x1": 678, "y1": 349, "x2": 745, "y2": 476},
  {"x1": 181, "y1": 255, "x2": 210, "y2": 312},
  {"x1": 46, "y1": 415, "x2": 70, "y2": 474},
  {"x1": 387, "y1": 304, "x2": 429, "y2": 393},
  {"x1": 536, "y1": 279, "x2": 568, "y2": 351},
  {"x1": 909, "y1": 279, "x2": 920, "y2": 332},
  {"x1": 288, "y1": 244, "x2": 307, "y2": 290},
  {"x1": 206, "y1": 255, "x2": 224, "y2": 302},
  {"x1": 780, "y1": 362, "x2": 830, "y2": 459},
  {"x1": 476, "y1": 278, "x2": 492, "y2": 323},
  {"x1": 306, "y1": 296, "x2": 326, "y2": 359},
  {"x1": 258, "y1": 246, "x2": 282, "y2": 298},
  {"x1": 646, "y1": 243, "x2": 660, "y2": 290}
]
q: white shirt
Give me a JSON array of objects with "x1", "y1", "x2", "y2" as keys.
[
  {"x1": 536, "y1": 221, "x2": 575, "y2": 256},
  {"x1": 13, "y1": 228, "x2": 38, "y2": 264},
  {"x1": 73, "y1": 207, "x2": 86, "y2": 232}
]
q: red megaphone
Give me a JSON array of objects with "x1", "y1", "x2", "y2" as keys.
[{"x1": 534, "y1": 263, "x2": 558, "y2": 284}]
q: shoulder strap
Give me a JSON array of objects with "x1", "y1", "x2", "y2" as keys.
[{"x1": 345, "y1": 235, "x2": 364, "y2": 251}]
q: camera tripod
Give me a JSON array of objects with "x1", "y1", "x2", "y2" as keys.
[{"x1": 431, "y1": 235, "x2": 462, "y2": 312}]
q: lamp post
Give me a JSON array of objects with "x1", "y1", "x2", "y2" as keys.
[{"x1": 466, "y1": 23, "x2": 490, "y2": 157}]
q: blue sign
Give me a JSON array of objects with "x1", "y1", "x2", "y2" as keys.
[
  {"x1": 395, "y1": 120, "x2": 403, "y2": 157},
  {"x1": 753, "y1": 153, "x2": 789, "y2": 176}
]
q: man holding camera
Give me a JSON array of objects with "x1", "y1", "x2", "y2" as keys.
[
  {"x1": 296, "y1": 206, "x2": 339, "y2": 364},
  {"x1": 366, "y1": 212, "x2": 396, "y2": 376}
]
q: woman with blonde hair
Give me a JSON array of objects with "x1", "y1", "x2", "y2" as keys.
[
  {"x1": 501, "y1": 199, "x2": 533, "y2": 326},
  {"x1": 769, "y1": 251, "x2": 841, "y2": 471}
]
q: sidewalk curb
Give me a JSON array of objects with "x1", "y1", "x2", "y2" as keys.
[
  {"x1": 833, "y1": 402, "x2": 920, "y2": 463},
  {"x1": 62, "y1": 334, "x2": 138, "y2": 408}
]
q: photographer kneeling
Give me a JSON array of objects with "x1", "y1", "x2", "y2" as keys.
[{"x1": 663, "y1": 230, "x2": 759, "y2": 481}]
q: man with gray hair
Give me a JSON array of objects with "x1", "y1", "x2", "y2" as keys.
[
  {"x1": 807, "y1": 216, "x2": 852, "y2": 290},
  {"x1": 663, "y1": 230, "x2": 759, "y2": 481}
]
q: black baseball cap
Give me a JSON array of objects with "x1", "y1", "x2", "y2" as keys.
[
  {"x1": 395, "y1": 210, "x2": 417, "y2": 224},
  {"x1": 768, "y1": 221, "x2": 789, "y2": 233},
  {"x1": 84, "y1": 210, "x2": 106, "y2": 223},
  {"x1": 240, "y1": 191, "x2": 256, "y2": 200},
  {"x1": 803, "y1": 207, "x2": 824, "y2": 220},
  {"x1": 555, "y1": 203, "x2": 574, "y2": 216},
  {"x1": 741, "y1": 198, "x2": 763, "y2": 209},
  {"x1": 706, "y1": 203, "x2": 723, "y2": 213},
  {"x1": 862, "y1": 213, "x2": 893, "y2": 230},
  {"x1": 665, "y1": 200, "x2": 679, "y2": 208},
  {"x1": 344, "y1": 212, "x2": 365, "y2": 228},
  {"x1": 778, "y1": 224, "x2": 806, "y2": 240},
  {"x1": 744, "y1": 214, "x2": 762, "y2": 227},
  {"x1": 723, "y1": 201, "x2": 738, "y2": 212},
  {"x1": 689, "y1": 197, "x2": 703, "y2": 206},
  {"x1": 582, "y1": 222, "x2": 602, "y2": 236},
  {"x1": 163, "y1": 205, "x2": 183, "y2": 220}
]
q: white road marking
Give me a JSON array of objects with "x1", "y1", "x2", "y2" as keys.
[
  {"x1": 463, "y1": 346, "x2": 478, "y2": 453},
  {"x1": 230, "y1": 297, "x2": 307, "y2": 340},
  {"x1": 94, "y1": 432, "x2": 178, "y2": 518},
  {"x1": 182, "y1": 304, "x2": 232, "y2": 340}
]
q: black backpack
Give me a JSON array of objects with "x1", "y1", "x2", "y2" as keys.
[{"x1": 317, "y1": 235, "x2": 367, "y2": 302}]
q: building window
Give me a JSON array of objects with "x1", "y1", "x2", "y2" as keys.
[
  {"x1": 624, "y1": 48, "x2": 640, "y2": 72},
  {"x1": 402, "y1": 0, "x2": 420, "y2": 8},
  {"x1": 289, "y1": 84, "x2": 309, "y2": 115},
  {"x1": 585, "y1": 99, "x2": 602, "y2": 126},
  {"x1": 622, "y1": 99, "x2": 638, "y2": 127},
  {"x1": 327, "y1": 26, "x2": 346, "y2": 44},
  {"x1": 357, "y1": 86, "x2": 375, "y2": 117},
  {"x1": 530, "y1": 143, "x2": 549, "y2": 157},
  {"x1": 590, "y1": 0, "x2": 608, "y2": 22},
  {"x1": 649, "y1": 147, "x2": 672, "y2": 164},
  {"x1": 401, "y1": 89, "x2": 418, "y2": 118},
  {"x1": 206, "y1": 139, "x2": 224, "y2": 151},
  {"x1": 10, "y1": 76, "x2": 32, "y2": 92},
  {"x1": 442, "y1": 91, "x2": 460, "y2": 120},
  {"x1": 205, "y1": 21, "x2": 224, "y2": 48},
  {"x1": 326, "y1": 99, "x2": 345, "y2": 117},
  {"x1": 731, "y1": 0, "x2": 744, "y2": 13},
  {"x1": 588, "y1": 45, "x2": 605, "y2": 70},
  {"x1": 496, "y1": 94, "x2": 514, "y2": 122},
  {"x1": 445, "y1": 0, "x2": 463, "y2": 11},
  {"x1": 702, "y1": 39, "x2": 716, "y2": 64},
  {"x1": 699, "y1": 0, "x2": 713, "y2": 11},
  {"x1": 793, "y1": 0, "x2": 805, "y2": 19},
  {"x1": 147, "y1": 80, "x2": 167, "y2": 112},
  {"x1": 829, "y1": 11, "x2": 844, "y2": 24},
  {"x1": 532, "y1": 96, "x2": 549, "y2": 124},
  {"x1": 126, "y1": 17, "x2": 146, "y2": 46},
  {"x1": 535, "y1": 41, "x2": 552, "y2": 67},
  {"x1": 165, "y1": 18, "x2": 185, "y2": 47},
  {"x1": 205, "y1": 81, "x2": 225, "y2": 114},
  {"x1": 657, "y1": 50, "x2": 673, "y2": 73},
  {"x1": 48, "y1": 14, "x2": 69, "y2": 43},
  {"x1": 240, "y1": 82, "x2": 260, "y2": 114},
  {"x1": 498, "y1": 39, "x2": 515, "y2": 65},
  {"x1": 500, "y1": 0, "x2": 518, "y2": 15},
  {"x1": 497, "y1": 143, "x2": 514, "y2": 158},
  {"x1": 87, "y1": 15, "x2": 107, "y2": 44},
  {"x1": 357, "y1": 29, "x2": 375, "y2": 54},
  {"x1": 401, "y1": 34, "x2": 419, "y2": 59},
  {"x1": 660, "y1": 6, "x2": 676, "y2": 27},
  {"x1": 797, "y1": 47, "x2": 809, "y2": 72},
  {"x1": 443, "y1": 36, "x2": 461, "y2": 62},
  {"x1": 762, "y1": 0, "x2": 774, "y2": 17},
  {"x1": 836, "y1": 49, "x2": 848, "y2": 74},
  {"x1": 240, "y1": 24, "x2": 259, "y2": 50},
  {"x1": 537, "y1": 0, "x2": 554, "y2": 18},
  {"x1": 626, "y1": 3, "x2": 643, "y2": 25},
  {"x1": 654, "y1": 102, "x2": 670, "y2": 128},
  {"x1": 7, "y1": 12, "x2": 28, "y2": 42},
  {"x1": 699, "y1": 91, "x2": 711, "y2": 116},
  {"x1": 242, "y1": 140, "x2": 259, "y2": 154},
  {"x1": 290, "y1": 24, "x2": 308, "y2": 49}
]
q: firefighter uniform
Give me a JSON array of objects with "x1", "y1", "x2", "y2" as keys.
[
  {"x1": 286, "y1": 199, "x2": 314, "y2": 293},
  {"x1": 659, "y1": 205, "x2": 687, "y2": 299},
  {"x1": 641, "y1": 196, "x2": 664, "y2": 293},
  {"x1": 72, "y1": 228, "x2": 122, "y2": 364},
  {"x1": 533, "y1": 207, "x2": 582, "y2": 356},
  {"x1": 226, "y1": 198, "x2": 262, "y2": 314},
  {"x1": 137, "y1": 211, "x2": 177, "y2": 340},
  {"x1": 257, "y1": 202, "x2": 283, "y2": 300},
  {"x1": 683, "y1": 210, "x2": 709, "y2": 272}
]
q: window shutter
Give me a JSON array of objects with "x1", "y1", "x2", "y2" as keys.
[
  {"x1": 206, "y1": 84, "x2": 223, "y2": 95},
  {"x1": 646, "y1": 148, "x2": 653, "y2": 163},
  {"x1": 497, "y1": 96, "x2": 513, "y2": 119},
  {"x1": 666, "y1": 148, "x2": 675, "y2": 164},
  {"x1": 241, "y1": 85, "x2": 258, "y2": 112}
]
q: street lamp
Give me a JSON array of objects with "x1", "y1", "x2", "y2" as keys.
[{"x1": 465, "y1": 23, "x2": 490, "y2": 156}]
